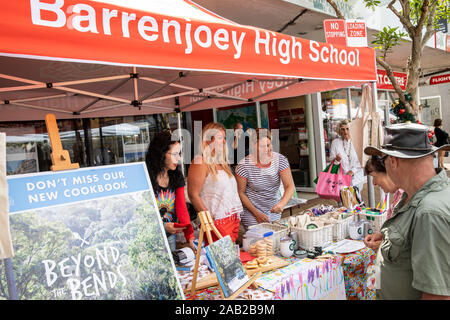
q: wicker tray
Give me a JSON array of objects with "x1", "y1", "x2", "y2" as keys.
[
  {"x1": 356, "y1": 210, "x2": 387, "y2": 233},
  {"x1": 290, "y1": 224, "x2": 333, "y2": 251},
  {"x1": 331, "y1": 213, "x2": 357, "y2": 241}
]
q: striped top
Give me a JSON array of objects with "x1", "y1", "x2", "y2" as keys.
[{"x1": 235, "y1": 152, "x2": 290, "y2": 229}]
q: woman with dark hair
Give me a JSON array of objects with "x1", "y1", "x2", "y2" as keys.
[
  {"x1": 433, "y1": 118, "x2": 449, "y2": 169},
  {"x1": 362, "y1": 156, "x2": 404, "y2": 252},
  {"x1": 146, "y1": 131, "x2": 195, "y2": 252}
]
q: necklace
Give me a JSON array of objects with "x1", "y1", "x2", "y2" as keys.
[{"x1": 342, "y1": 138, "x2": 351, "y2": 162}]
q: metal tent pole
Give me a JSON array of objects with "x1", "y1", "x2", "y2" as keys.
[
  {"x1": 367, "y1": 82, "x2": 378, "y2": 208},
  {"x1": 255, "y1": 101, "x2": 262, "y2": 128},
  {"x1": 176, "y1": 110, "x2": 185, "y2": 177}
]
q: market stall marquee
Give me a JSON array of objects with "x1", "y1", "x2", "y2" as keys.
[
  {"x1": 0, "y1": 162, "x2": 183, "y2": 300},
  {"x1": 0, "y1": 0, "x2": 377, "y2": 121}
]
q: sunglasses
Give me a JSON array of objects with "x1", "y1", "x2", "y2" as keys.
[
  {"x1": 371, "y1": 154, "x2": 389, "y2": 165},
  {"x1": 167, "y1": 151, "x2": 182, "y2": 158}
]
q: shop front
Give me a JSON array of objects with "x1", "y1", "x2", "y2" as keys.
[
  {"x1": 0, "y1": 113, "x2": 182, "y2": 176},
  {"x1": 212, "y1": 95, "x2": 318, "y2": 191}
]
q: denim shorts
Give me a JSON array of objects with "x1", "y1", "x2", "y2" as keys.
[{"x1": 166, "y1": 233, "x2": 176, "y2": 252}]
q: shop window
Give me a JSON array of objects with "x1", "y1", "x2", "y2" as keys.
[
  {"x1": 420, "y1": 96, "x2": 442, "y2": 127},
  {"x1": 350, "y1": 89, "x2": 361, "y2": 120},
  {"x1": 1, "y1": 113, "x2": 182, "y2": 175},
  {"x1": 321, "y1": 89, "x2": 349, "y2": 164},
  {"x1": 0, "y1": 120, "x2": 84, "y2": 175},
  {"x1": 217, "y1": 103, "x2": 258, "y2": 130},
  {"x1": 269, "y1": 97, "x2": 311, "y2": 187}
]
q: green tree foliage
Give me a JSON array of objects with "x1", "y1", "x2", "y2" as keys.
[
  {"x1": 325, "y1": 0, "x2": 450, "y2": 117},
  {"x1": 129, "y1": 196, "x2": 182, "y2": 300},
  {"x1": 372, "y1": 26, "x2": 408, "y2": 60},
  {"x1": 1, "y1": 192, "x2": 182, "y2": 300},
  {"x1": 391, "y1": 93, "x2": 418, "y2": 123},
  {"x1": 0, "y1": 212, "x2": 75, "y2": 300}
]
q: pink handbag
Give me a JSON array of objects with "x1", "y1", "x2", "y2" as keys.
[{"x1": 315, "y1": 162, "x2": 352, "y2": 202}]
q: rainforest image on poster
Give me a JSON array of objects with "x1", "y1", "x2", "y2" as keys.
[{"x1": 0, "y1": 190, "x2": 183, "y2": 300}]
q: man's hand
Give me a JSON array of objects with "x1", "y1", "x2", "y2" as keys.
[
  {"x1": 347, "y1": 170, "x2": 354, "y2": 177},
  {"x1": 364, "y1": 233, "x2": 382, "y2": 252},
  {"x1": 335, "y1": 154, "x2": 342, "y2": 162}
]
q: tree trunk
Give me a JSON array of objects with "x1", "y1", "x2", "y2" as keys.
[{"x1": 405, "y1": 34, "x2": 423, "y2": 120}]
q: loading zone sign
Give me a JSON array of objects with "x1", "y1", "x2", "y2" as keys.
[{"x1": 345, "y1": 20, "x2": 367, "y2": 47}]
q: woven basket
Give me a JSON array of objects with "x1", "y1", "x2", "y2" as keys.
[
  {"x1": 248, "y1": 223, "x2": 290, "y2": 254},
  {"x1": 356, "y1": 210, "x2": 387, "y2": 233},
  {"x1": 291, "y1": 224, "x2": 333, "y2": 251},
  {"x1": 331, "y1": 213, "x2": 357, "y2": 241}
]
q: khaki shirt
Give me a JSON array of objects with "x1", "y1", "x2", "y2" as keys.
[{"x1": 376, "y1": 169, "x2": 450, "y2": 299}]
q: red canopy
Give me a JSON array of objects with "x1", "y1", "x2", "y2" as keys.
[{"x1": 0, "y1": 0, "x2": 377, "y2": 121}]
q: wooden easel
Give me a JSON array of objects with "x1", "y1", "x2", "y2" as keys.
[
  {"x1": 190, "y1": 211, "x2": 260, "y2": 300},
  {"x1": 45, "y1": 114, "x2": 79, "y2": 171}
]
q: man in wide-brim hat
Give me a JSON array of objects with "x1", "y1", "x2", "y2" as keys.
[{"x1": 364, "y1": 123, "x2": 450, "y2": 300}]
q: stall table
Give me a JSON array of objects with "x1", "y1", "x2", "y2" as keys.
[
  {"x1": 338, "y1": 247, "x2": 376, "y2": 300},
  {"x1": 179, "y1": 245, "x2": 376, "y2": 300}
]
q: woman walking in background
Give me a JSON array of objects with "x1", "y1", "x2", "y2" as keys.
[
  {"x1": 235, "y1": 128, "x2": 294, "y2": 230},
  {"x1": 434, "y1": 118, "x2": 449, "y2": 169},
  {"x1": 146, "y1": 131, "x2": 195, "y2": 252},
  {"x1": 187, "y1": 122, "x2": 243, "y2": 244}
]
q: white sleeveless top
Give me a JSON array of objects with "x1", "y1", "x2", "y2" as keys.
[{"x1": 199, "y1": 170, "x2": 243, "y2": 221}]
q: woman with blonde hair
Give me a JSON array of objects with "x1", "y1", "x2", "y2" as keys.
[
  {"x1": 187, "y1": 122, "x2": 243, "y2": 244},
  {"x1": 235, "y1": 128, "x2": 294, "y2": 230}
]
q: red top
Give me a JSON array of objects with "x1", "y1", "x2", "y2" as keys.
[{"x1": 175, "y1": 186, "x2": 194, "y2": 241}]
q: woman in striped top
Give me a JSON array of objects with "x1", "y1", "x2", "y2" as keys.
[
  {"x1": 187, "y1": 122, "x2": 243, "y2": 244},
  {"x1": 235, "y1": 128, "x2": 295, "y2": 230}
]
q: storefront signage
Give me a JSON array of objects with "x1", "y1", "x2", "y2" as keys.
[
  {"x1": 376, "y1": 69, "x2": 407, "y2": 91},
  {"x1": 436, "y1": 17, "x2": 448, "y2": 33},
  {"x1": 345, "y1": 20, "x2": 367, "y2": 47},
  {"x1": 324, "y1": 19, "x2": 367, "y2": 47},
  {"x1": 323, "y1": 19, "x2": 347, "y2": 46},
  {"x1": 2, "y1": 163, "x2": 184, "y2": 300},
  {"x1": 429, "y1": 74, "x2": 450, "y2": 85}
]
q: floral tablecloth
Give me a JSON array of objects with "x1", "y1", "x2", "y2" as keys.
[
  {"x1": 338, "y1": 247, "x2": 377, "y2": 300},
  {"x1": 180, "y1": 247, "x2": 377, "y2": 300},
  {"x1": 180, "y1": 256, "x2": 345, "y2": 300},
  {"x1": 179, "y1": 264, "x2": 275, "y2": 300}
]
